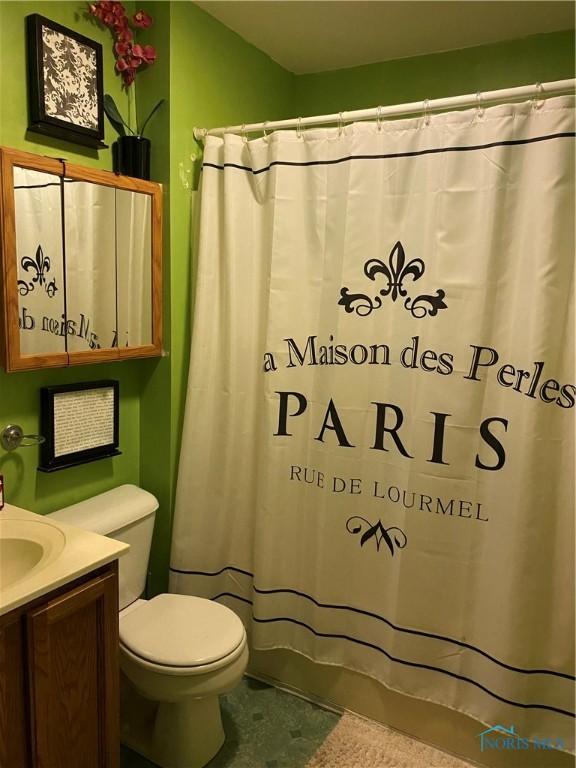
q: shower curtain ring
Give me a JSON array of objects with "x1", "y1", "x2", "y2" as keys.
[
  {"x1": 241, "y1": 124, "x2": 248, "y2": 143},
  {"x1": 377, "y1": 106, "x2": 383, "y2": 131},
  {"x1": 532, "y1": 82, "x2": 544, "y2": 110},
  {"x1": 338, "y1": 112, "x2": 344, "y2": 136},
  {"x1": 297, "y1": 117, "x2": 303, "y2": 139},
  {"x1": 263, "y1": 120, "x2": 269, "y2": 141},
  {"x1": 423, "y1": 99, "x2": 431, "y2": 126},
  {"x1": 475, "y1": 91, "x2": 484, "y2": 120}
]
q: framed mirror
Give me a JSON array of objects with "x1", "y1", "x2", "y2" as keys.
[{"x1": 0, "y1": 147, "x2": 162, "y2": 371}]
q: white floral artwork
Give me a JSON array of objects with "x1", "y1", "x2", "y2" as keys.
[{"x1": 41, "y1": 26, "x2": 98, "y2": 130}]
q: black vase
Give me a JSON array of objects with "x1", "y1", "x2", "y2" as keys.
[{"x1": 113, "y1": 135, "x2": 151, "y2": 180}]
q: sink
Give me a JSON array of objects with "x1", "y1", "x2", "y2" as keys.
[{"x1": 0, "y1": 518, "x2": 66, "y2": 589}]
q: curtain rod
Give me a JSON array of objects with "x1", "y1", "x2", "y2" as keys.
[{"x1": 193, "y1": 78, "x2": 575, "y2": 140}]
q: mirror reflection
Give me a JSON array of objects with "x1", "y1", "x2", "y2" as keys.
[
  {"x1": 13, "y1": 168, "x2": 154, "y2": 356},
  {"x1": 14, "y1": 166, "x2": 66, "y2": 356},
  {"x1": 64, "y1": 180, "x2": 117, "y2": 352},
  {"x1": 116, "y1": 189, "x2": 152, "y2": 348}
]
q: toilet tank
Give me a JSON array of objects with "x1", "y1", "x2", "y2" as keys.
[{"x1": 49, "y1": 484, "x2": 158, "y2": 610}]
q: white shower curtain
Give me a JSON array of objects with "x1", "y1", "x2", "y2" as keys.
[{"x1": 171, "y1": 96, "x2": 575, "y2": 751}]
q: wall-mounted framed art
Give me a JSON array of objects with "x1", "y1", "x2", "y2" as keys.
[
  {"x1": 38, "y1": 380, "x2": 120, "y2": 472},
  {"x1": 26, "y1": 14, "x2": 106, "y2": 149}
]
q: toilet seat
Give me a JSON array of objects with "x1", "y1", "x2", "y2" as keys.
[
  {"x1": 120, "y1": 635, "x2": 248, "y2": 677},
  {"x1": 119, "y1": 593, "x2": 246, "y2": 675}
]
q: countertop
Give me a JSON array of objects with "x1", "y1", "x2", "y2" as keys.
[{"x1": 0, "y1": 502, "x2": 129, "y2": 616}]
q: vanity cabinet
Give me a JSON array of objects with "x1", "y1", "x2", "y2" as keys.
[
  {"x1": 0, "y1": 610, "x2": 29, "y2": 767},
  {"x1": 0, "y1": 562, "x2": 120, "y2": 768},
  {"x1": 0, "y1": 146, "x2": 162, "y2": 371}
]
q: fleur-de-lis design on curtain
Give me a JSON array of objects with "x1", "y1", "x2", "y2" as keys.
[
  {"x1": 338, "y1": 241, "x2": 446, "y2": 319},
  {"x1": 18, "y1": 245, "x2": 58, "y2": 298},
  {"x1": 346, "y1": 516, "x2": 408, "y2": 556},
  {"x1": 368, "y1": 240, "x2": 424, "y2": 301}
]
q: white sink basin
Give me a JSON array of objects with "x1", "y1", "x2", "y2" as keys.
[
  {"x1": 0, "y1": 503, "x2": 128, "y2": 617},
  {"x1": 0, "y1": 518, "x2": 66, "y2": 589}
]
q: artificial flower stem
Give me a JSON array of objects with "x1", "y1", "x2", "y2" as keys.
[{"x1": 128, "y1": 84, "x2": 135, "y2": 133}]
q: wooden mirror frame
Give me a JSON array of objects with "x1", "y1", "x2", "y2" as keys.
[{"x1": 0, "y1": 146, "x2": 162, "y2": 371}]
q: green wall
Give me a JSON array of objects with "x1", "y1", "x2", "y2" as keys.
[
  {"x1": 294, "y1": 31, "x2": 575, "y2": 116},
  {"x1": 0, "y1": 1, "x2": 142, "y2": 514},
  {"x1": 0, "y1": 1, "x2": 573, "y2": 591}
]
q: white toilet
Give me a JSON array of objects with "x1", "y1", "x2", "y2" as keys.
[{"x1": 49, "y1": 484, "x2": 248, "y2": 768}]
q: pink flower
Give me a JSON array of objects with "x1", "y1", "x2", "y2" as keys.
[
  {"x1": 90, "y1": 1, "x2": 127, "y2": 27},
  {"x1": 113, "y1": 16, "x2": 128, "y2": 32},
  {"x1": 141, "y1": 45, "x2": 156, "y2": 64},
  {"x1": 87, "y1": 0, "x2": 156, "y2": 87},
  {"x1": 116, "y1": 26, "x2": 133, "y2": 42},
  {"x1": 132, "y1": 10, "x2": 152, "y2": 28},
  {"x1": 114, "y1": 41, "x2": 131, "y2": 56},
  {"x1": 93, "y1": 1, "x2": 113, "y2": 13}
]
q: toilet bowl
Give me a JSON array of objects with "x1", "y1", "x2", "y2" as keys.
[
  {"x1": 49, "y1": 485, "x2": 248, "y2": 768},
  {"x1": 119, "y1": 594, "x2": 248, "y2": 768}
]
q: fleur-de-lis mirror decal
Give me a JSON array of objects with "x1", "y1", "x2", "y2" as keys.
[
  {"x1": 338, "y1": 241, "x2": 446, "y2": 319},
  {"x1": 17, "y1": 245, "x2": 58, "y2": 298}
]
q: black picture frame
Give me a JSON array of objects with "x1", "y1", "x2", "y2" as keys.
[
  {"x1": 38, "y1": 380, "x2": 121, "y2": 472},
  {"x1": 26, "y1": 14, "x2": 106, "y2": 149}
]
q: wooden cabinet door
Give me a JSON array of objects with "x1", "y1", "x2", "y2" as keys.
[
  {"x1": 27, "y1": 570, "x2": 120, "y2": 768},
  {"x1": 0, "y1": 612, "x2": 30, "y2": 768}
]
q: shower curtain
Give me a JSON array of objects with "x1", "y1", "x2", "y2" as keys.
[{"x1": 171, "y1": 96, "x2": 575, "y2": 750}]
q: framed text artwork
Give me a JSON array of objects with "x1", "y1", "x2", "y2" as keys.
[
  {"x1": 38, "y1": 380, "x2": 120, "y2": 471},
  {"x1": 26, "y1": 14, "x2": 106, "y2": 148}
]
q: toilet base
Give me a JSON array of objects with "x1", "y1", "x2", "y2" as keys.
[
  {"x1": 120, "y1": 675, "x2": 226, "y2": 768},
  {"x1": 152, "y1": 695, "x2": 225, "y2": 768}
]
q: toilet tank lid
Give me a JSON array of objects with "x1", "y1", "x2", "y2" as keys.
[{"x1": 49, "y1": 484, "x2": 158, "y2": 535}]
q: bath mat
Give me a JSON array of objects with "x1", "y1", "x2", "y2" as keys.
[{"x1": 305, "y1": 712, "x2": 477, "y2": 768}]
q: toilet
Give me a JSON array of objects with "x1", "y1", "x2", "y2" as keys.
[{"x1": 49, "y1": 484, "x2": 248, "y2": 768}]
